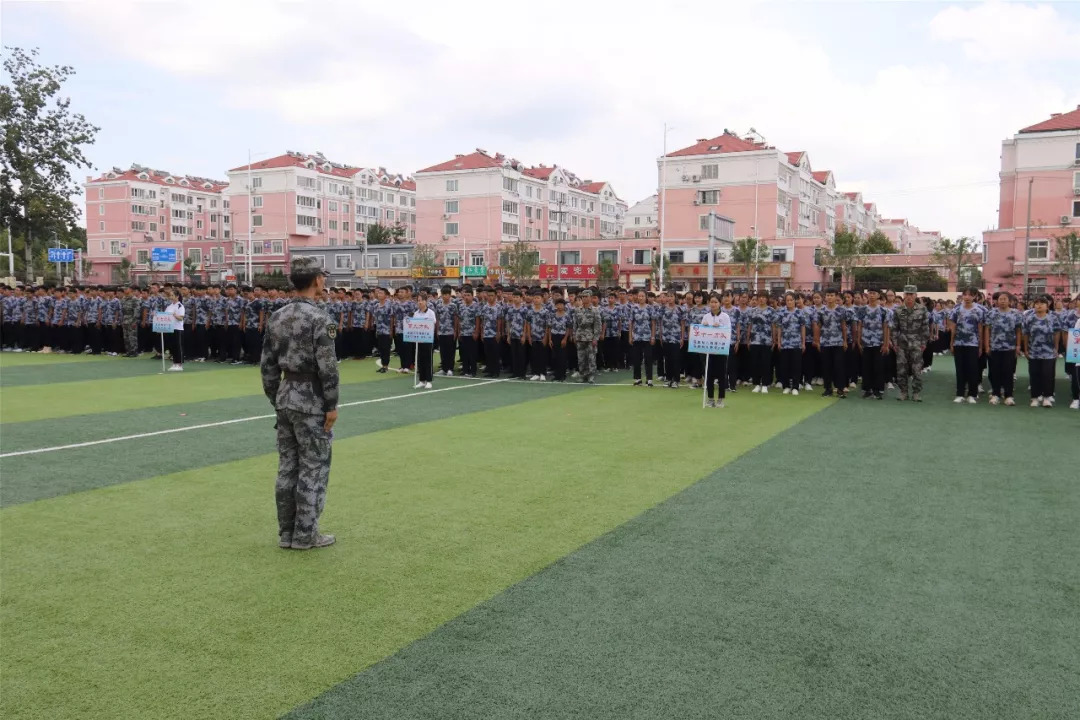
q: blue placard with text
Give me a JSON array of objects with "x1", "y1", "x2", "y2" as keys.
[
  {"x1": 151, "y1": 312, "x2": 175, "y2": 334},
  {"x1": 48, "y1": 248, "x2": 74, "y2": 263},
  {"x1": 403, "y1": 316, "x2": 435, "y2": 344},
  {"x1": 1067, "y1": 328, "x2": 1080, "y2": 364},
  {"x1": 688, "y1": 322, "x2": 731, "y2": 356}
]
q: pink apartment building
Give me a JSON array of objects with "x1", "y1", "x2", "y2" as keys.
[
  {"x1": 84, "y1": 165, "x2": 230, "y2": 284},
  {"x1": 983, "y1": 106, "x2": 1080, "y2": 297},
  {"x1": 878, "y1": 219, "x2": 942, "y2": 254}
]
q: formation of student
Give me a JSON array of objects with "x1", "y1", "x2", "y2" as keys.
[{"x1": 2, "y1": 282, "x2": 1077, "y2": 410}]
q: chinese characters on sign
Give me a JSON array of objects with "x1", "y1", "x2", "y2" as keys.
[
  {"x1": 539, "y1": 264, "x2": 619, "y2": 280},
  {"x1": 687, "y1": 322, "x2": 731, "y2": 356}
]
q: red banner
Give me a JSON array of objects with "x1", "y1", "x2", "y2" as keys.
[{"x1": 539, "y1": 263, "x2": 618, "y2": 280}]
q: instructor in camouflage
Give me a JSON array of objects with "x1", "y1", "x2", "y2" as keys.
[
  {"x1": 120, "y1": 286, "x2": 142, "y2": 357},
  {"x1": 573, "y1": 289, "x2": 603, "y2": 384},
  {"x1": 260, "y1": 256, "x2": 340, "y2": 550},
  {"x1": 892, "y1": 284, "x2": 930, "y2": 402}
]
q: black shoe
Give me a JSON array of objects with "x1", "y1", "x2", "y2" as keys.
[
  {"x1": 646, "y1": 381, "x2": 654, "y2": 387},
  {"x1": 821, "y1": 391, "x2": 833, "y2": 397},
  {"x1": 862, "y1": 391, "x2": 873, "y2": 399},
  {"x1": 633, "y1": 380, "x2": 643, "y2": 386},
  {"x1": 837, "y1": 392, "x2": 847, "y2": 399},
  {"x1": 874, "y1": 393, "x2": 883, "y2": 400}
]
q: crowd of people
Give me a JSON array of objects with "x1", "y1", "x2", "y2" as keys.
[{"x1": 2, "y1": 282, "x2": 1078, "y2": 410}]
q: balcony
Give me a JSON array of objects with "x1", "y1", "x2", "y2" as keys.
[{"x1": 295, "y1": 224, "x2": 317, "y2": 236}]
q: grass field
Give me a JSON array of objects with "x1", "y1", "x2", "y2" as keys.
[{"x1": 1, "y1": 350, "x2": 1077, "y2": 719}]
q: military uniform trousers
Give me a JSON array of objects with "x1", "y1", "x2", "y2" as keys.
[
  {"x1": 122, "y1": 322, "x2": 139, "y2": 354},
  {"x1": 576, "y1": 340, "x2": 597, "y2": 380},
  {"x1": 275, "y1": 408, "x2": 332, "y2": 545},
  {"x1": 895, "y1": 344, "x2": 924, "y2": 395}
]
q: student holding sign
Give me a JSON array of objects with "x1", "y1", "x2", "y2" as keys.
[
  {"x1": 162, "y1": 287, "x2": 185, "y2": 372},
  {"x1": 411, "y1": 297, "x2": 437, "y2": 389},
  {"x1": 697, "y1": 295, "x2": 731, "y2": 408}
]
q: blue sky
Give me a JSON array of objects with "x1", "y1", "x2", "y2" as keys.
[{"x1": 4, "y1": 0, "x2": 1079, "y2": 239}]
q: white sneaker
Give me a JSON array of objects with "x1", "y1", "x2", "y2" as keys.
[
  {"x1": 849, "y1": 382, "x2": 857, "y2": 389},
  {"x1": 168, "y1": 364, "x2": 183, "y2": 372},
  {"x1": 414, "y1": 382, "x2": 425, "y2": 389},
  {"x1": 530, "y1": 375, "x2": 540, "y2": 381},
  {"x1": 375, "y1": 358, "x2": 383, "y2": 368},
  {"x1": 792, "y1": 389, "x2": 799, "y2": 396},
  {"x1": 537, "y1": 376, "x2": 545, "y2": 382},
  {"x1": 706, "y1": 399, "x2": 716, "y2": 408},
  {"x1": 783, "y1": 388, "x2": 791, "y2": 395},
  {"x1": 425, "y1": 382, "x2": 432, "y2": 389},
  {"x1": 1069, "y1": 400, "x2": 1079, "y2": 410},
  {"x1": 436, "y1": 370, "x2": 446, "y2": 376},
  {"x1": 1030, "y1": 398, "x2": 1040, "y2": 407},
  {"x1": 966, "y1": 396, "x2": 976, "y2": 404},
  {"x1": 716, "y1": 400, "x2": 725, "y2": 408},
  {"x1": 887, "y1": 382, "x2": 894, "y2": 390},
  {"x1": 953, "y1": 396, "x2": 964, "y2": 404},
  {"x1": 752, "y1": 385, "x2": 761, "y2": 393},
  {"x1": 446, "y1": 370, "x2": 453, "y2": 377},
  {"x1": 1042, "y1": 397, "x2": 1053, "y2": 408},
  {"x1": 804, "y1": 383, "x2": 813, "y2": 391},
  {"x1": 1004, "y1": 397, "x2": 1016, "y2": 406},
  {"x1": 989, "y1": 395, "x2": 1000, "y2": 405},
  {"x1": 761, "y1": 386, "x2": 769, "y2": 394},
  {"x1": 774, "y1": 382, "x2": 783, "y2": 389}
]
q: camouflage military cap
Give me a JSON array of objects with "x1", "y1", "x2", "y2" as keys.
[
  {"x1": 290, "y1": 256, "x2": 330, "y2": 276},
  {"x1": 903, "y1": 285, "x2": 918, "y2": 295},
  {"x1": 579, "y1": 289, "x2": 592, "y2": 297}
]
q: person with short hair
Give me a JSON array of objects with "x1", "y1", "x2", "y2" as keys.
[
  {"x1": 548, "y1": 297, "x2": 571, "y2": 382},
  {"x1": 1023, "y1": 294, "x2": 1060, "y2": 408},
  {"x1": 700, "y1": 294, "x2": 731, "y2": 408},
  {"x1": 949, "y1": 287, "x2": 985, "y2": 403},
  {"x1": 857, "y1": 289, "x2": 890, "y2": 400},
  {"x1": 984, "y1": 291, "x2": 1022, "y2": 406},
  {"x1": 815, "y1": 288, "x2": 848, "y2": 398}
]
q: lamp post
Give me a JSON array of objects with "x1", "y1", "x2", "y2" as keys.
[{"x1": 658, "y1": 123, "x2": 674, "y2": 292}]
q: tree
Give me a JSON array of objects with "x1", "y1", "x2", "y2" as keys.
[
  {"x1": 365, "y1": 223, "x2": 394, "y2": 245},
  {"x1": 182, "y1": 254, "x2": 199, "y2": 280},
  {"x1": 391, "y1": 222, "x2": 408, "y2": 243},
  {"x1": 651, "y1": 252, "x2": 670, "y2": 288},
  {"x1": 730, "y1": 236, "x2": 770, "y2": 290},
  {"x1": 1, "y1": 48, "x2": 99, "y2": 283},
  {"x1": 1051, "y1": 231, "x2": 1080, "y2": 294},
  {"x1": 859, "y1": 230, "x2": 896, "y2": 254},
  {"x1": 410, "y1": 242, "x2": 439, "y2": 279},
  {"x1": 501, "y1": 239, "x2": 539, "y2": 284},
  {"x1": 819, "y1": 225, "x2": 863, "y2": 290},
  {"x1": 930, "y1": 235, "x2": 979, "y2": 291},
  {"x1": 595, "y1": 257, "x2": 616, "y2": 286},
  {"x1": 116, "y1": 257, "x2": 132, "y2": 284}
]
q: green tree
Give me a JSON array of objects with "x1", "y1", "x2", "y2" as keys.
[
  {"x1": 410, "y1": 242, "x2": 439, "y2": 279},
  {"x1": 859, "y1": 230, "x2": 896, "y2": 254},
  {"x1": 182, "y1": 254, "x2": 199, "y2": 279},
  {"x1": 501, "y1": 239, "x2": 539, "y2": 284},
  {"x1": 930, "y1": 235, "x2": 979, "y2": 290},
  {"x1": 595, "y1": 257, "x2": 616, "y2": 286},
  {"x1": 391, "y1": 222, "x2": 408, "y2": 243},
  {"x1": 365, "y1": 223, "x2": 393, "y2": 245},
  {"x1": 1, "y1": 48, "x2": 99, "y2": 283},
  {"x1": 1051, "y1": 231, "x2": 1080, "y2": 294},
  {"x1": 116, "y1": 257, "x2": 132, "y2": 284},
  {"x1": 819, "y1": 225, "x2": 863, "y2": 290},
  {"x1": 730, "y1": 236, "x2": 770, "y2": 290}
]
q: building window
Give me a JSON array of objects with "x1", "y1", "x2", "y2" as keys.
[
  {"x1": 210, "y1": 248, "x2": 224, "y2": 265},
  {"x1": 634, "y1": 231, "x2": 641, "y2": 238},
  {"x1": 597, "y1": 250, "x2": 618, "y2": 264},
  {"x1": 559, "y1": 250, "x2": 581, "y2": 265},
  {"x1": 1074, "y1": 171, "x2": 1080, "y2": 189},
  {"x1": 699, "y1": 215, "x2": 711, "y2": 230},
  {"x1": 297, "y1": 215, "x2": 316, "y2": 227},
  {"x1": 385, "y1": 209, "x2": 394, "y2": 221},
  {"x1": 445, "y1": 200, "x2": 458, "y2": 214},
  {"x1": 136, "y1": 249, "x2": 149, "y2": 265},
  {"x1": 251, "y1": 176, "x2": 263, "y2": 188},
  {"x1": 188, "y1": 248, "x2": 202, "y2": 265},
  {"x1": 98, "y1": 204, "x2": 104, "y2": 215},
  {"x1": 109, "y1": 240, "x2": 121, "y2": 256},
  {"x1": 699, "y1": 190, "x2": 719, "y2": 204},
  {"x1": 391, "y1": 252, "x2": 408, "y2": 268},
  {"x1": 502, "y1": 222, "x2": 519, "y2": 237},
  {"x1": 366, "y1": 254, "x2": 379, "y2": 269},
  {"x1": 328, "y1": 200, "x2": 338, "y2": 212},
  {"x1": 444, "y1": 251, "x2": 460, "y2": 267},
  {"x1": 446, "y1": 179, "x2": 458, "y2": 192},
  {"x1": 252, "y1": 215, "x2": 263, "y2": 227},
  {"x1": 1028, "y1": 239, "x2": 1048, "y2": 259},
  {"x1": 772, "y1": 248, "x2": 788, "y2": 262},
  {"x1": 502, "y1": 200, "x2": 518, "y2": 214},
  {"x1": 502, "y1": 177, "x2": 518, "y2": 193},
  {"x1": 210, "y1": 229, "x2": 216, "y2": 239},
  {"x1": 469, "y1": 252, "x2": 484, "y2": 267},
  {"x1": 130, "y1": 221, "x2": 145, "y2": 231},
  {"x1": 701, "y1": 164, "x2": 719, "y2": 180},
  {"x1": 253, "y1": 196, "x2": 263, "y2": 208},
  {"x1": 343, "y1": 222, "x2": 350, "y2": 232},
  {"x1": 223, "y1": 230, "x2": 230, "y2": 239},
  {"x1": 171, "y1": 225, "x2": 188, "y2": 236},
  {"x1": 444, "y1": 222, "x2": 459, "y2": 236},
  {"x1": 335, "y1": 254, "x2": 353, "y2": 270},
  {"x1": 196, "y1": 219, "x2": 203, "y2": 229},
  {"x1": 296, "y1": 195, "x2": 316, "y2": 209},
  {"x1": 329, "y1": 220, "x2": 338, "y2": 230},
  {"x1": 668, "y1": 251, "x2": 684, "y2": 263},
  {"x1": 1026, "y1": 278, "x2": 1047, "y2": 296},
  {"x1": 1073, "y1": 200, "x2": 1080, "y2": 218},
  {"x1": 400, "y1": 196, "x2": 407, "y2": 206},
  {"x1": 633, "y1": 249, "x2": 652, "y2": 265}
]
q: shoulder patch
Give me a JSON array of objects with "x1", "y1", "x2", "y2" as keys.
[{"x1": 327, "y1": 323, "x2": 337, "y2": 340}]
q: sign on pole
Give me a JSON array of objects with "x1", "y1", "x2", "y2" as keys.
[
  {"x1": 688, "y1": 321, "x2": 731, "y2": 356},
  {"x1": 152, "y1": 311, "x2": 175, "y2": 334},
  {"x1": 47, "y1": 248, "x2": 74, "y2": 263},
  {"x1": 402, "y1": 316, "x2": 435, "y2": 344},
  {"x1": 462, "y1": 265, "x2": 487, "y2": 278},
  {"x1": 1066, "y1": 327, "x2": 1080, "y2": 363}
]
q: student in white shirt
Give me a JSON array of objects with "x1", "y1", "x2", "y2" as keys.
[
  {"x1": 163, "y1": 288, "x2": 185, "y2": 372},
  {"x1": 700, "y1": 294, "x2": 732, "y2": 408},
  {"x1": 412, "y1": 297, "x2": 436, "y2": 389}
]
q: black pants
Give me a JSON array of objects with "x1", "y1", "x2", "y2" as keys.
[
  {"x1": 620, "y1": 332, "x2": 630, "y2": 369},
  {"x1": 529, "y1": 342, "x2": 548, "y2": 377},
  {"x1": 988, "y1": 350, "x2": 1016, "y2": 399},
  {"x1": 210, "y1": 325, "x2": 226, "y2": 360},
  {"x1": 953, "y1": 346, "x2": 980, "y2": 398},
  {"x1": 751, "y1": 344, "x2": 772, "y2": 387},
  {"x1": 630, "y1": 340, "x2": 654, "y2": 381},
  {"x1": 779, "y1": 348, "x2": 802, "y2": 390},
  {"x1": 168, "y1": 330, "x2": 184, "y2": 365},
  {"x1": 820, "y1": 345, "x2": 845, "y2": 394},
  {"x1": 663, "y1": 342, "x2": 681, "y2": 382},
  {"x1": 416, "y1": 342, "x2": 433, "y2": 382},
  {"x1": 1027, "y1": 358, "x2": 1055, "y2": 399},
  {"x1": 376, "y1": 334, "x2": 392, "y2": 367},
  {"x1": 459, "y1": 336, "x2": 477, "y2": 376},
  {"x1": 191, "y1": 325, "x2": 208, "y2": 360},
  {"x1": 438, "y1": 335, "x2": 457, "y2": 373},
  {"x1": 704, "y1": 354, "x2": 728, "y2": 400},
  {"x1": 1069, "y1": 362, "x2": 1079, "y2": 401},
  {"x1": 510, "y1": 337, "x2": 527, "y2": 378},
  {"x1": 244, "y1": 328, "x2": 262, "y2": 363},
  {"x1": 845, "y1": 345, "x2": 861, "y2": 385},
  {"x1": 549, "y1": 335, "x2": 567, "y2": 381},
  {"x1": 483, "y1": 338, "x2": 500, "y2": 377},
  {"x1": 603, "y1": 337, "x2": 620, "y2": 370},
  {"x1": 737, "y1": 344, "x2": 751, "y2": 382},
  {"x1": 226, "y1": 325, "x2": 243, "y2": 362},
  {"x1": 396, "y1": 333, "x2": 414, "y2": 370},
  {"x1": 862, "y1": 345, "x2": 884, "y2": 394},
  {"x1": 726, "y1": 347, "x2": 738, "y2": 389},
  {"x1": 803, "y1": 345, "x2": 819, "y2": 385}
]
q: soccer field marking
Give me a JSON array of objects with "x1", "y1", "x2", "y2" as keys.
[{"x1": 0, "y1": 379, "x2": 504, "y2": 459}]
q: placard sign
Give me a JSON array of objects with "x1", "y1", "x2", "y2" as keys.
[
  {"x1": 403, "y1": 316, "x2": 435, "y2": 344},
  {"x1": 688, "y1": 321, "x2": 731, "y2": 356},
  {"x1": 152, "y1": 311, "x2": 175, "y2": 334},
  {"x1": 1067, "y1": 327, "x2": 1080, "y2": 364}
]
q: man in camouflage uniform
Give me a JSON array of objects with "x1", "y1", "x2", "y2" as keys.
[
  {"x1": 120, "y1": 286, "x2": 142, "y2": 357},
  {"x1": 892, "y1": 284, "x2": 930, "y2": 402},
  {"x1": 261, "y1": 256, "x2": 339, "y2": 551},
  {"x1": 573, "y1": 289, "x2": 602, "y2": 384}
]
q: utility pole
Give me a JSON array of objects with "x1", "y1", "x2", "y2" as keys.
[
  {"x1": 3, "y1": 215, "x2": 13, "y2": 276},
  {"x1": 54, "y1": 230, "x2": 61, "y2": 282},
  {"x1": 1022, "y1": 176, "x2": 1034, "y2": 299},
  {"x1": 707, "y1": 210, "x2": 717, "y2": 290},
  {"x1": 658, "y1": 123, "x2": 669, "y2": 292},
  {"x1": 556, "y1": 195, "x2": 565, "y2": 287}
]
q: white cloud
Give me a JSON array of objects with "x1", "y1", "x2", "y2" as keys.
[
  {"x1": 40, "y1": 0, "x2": 1080, "y2": 239},
  {"x1": 929, "y1": 1, "x2": 1080, "y2": 62}
]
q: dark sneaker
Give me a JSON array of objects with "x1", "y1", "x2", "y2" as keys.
[
  {"x1": 278, "y1": 533, "x2": 293, "y2": 549},
  {"x1": 896, "y1": 394, "x2": 907, "y2": 402},
  {"x1": 862, "y1": 391, "x2": 873, "y2": 399},
  {"x1": 912, "y1": 393, "x2": 922, "y2": 402},
  {"x1": 291, "y1": 533, "x2": 336, "y2": 550},
  {"x1": 633, "y1": 380, "x2": 643, "y2": 386},
  {"x1": 821, "y1": 391, "x2": 833, "y2": 398}
]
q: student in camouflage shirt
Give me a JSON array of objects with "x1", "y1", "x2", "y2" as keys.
[
  {"x1": 1023, "y1": 294, "x2": 1061, "y2": 407},
  {"x1": 548, "y1": 297, "x2": 571, "y2": 382},
  {"x1": 479, "y1": 287, "x2": 503, "y2": 378},
  {"x1": 525, "y1": 291, "x2": 550, "y2": 381},
  {"x1": 814, "y1": 289, "x2": 848, "y2": 398},
  {"x1": 628, "y1": 289, "x2": 655, "y2": 386},
  {"x1": 949, "y1": 287, "x2": 985, "y2": 403},
  {"x1": 984, "y1": 291, "x2": 1022, "y2": 405},
  {"x1": 745, "y1": 293, "x2": 775, "y2": 393},
  {"x1": 857, "y1": 289, "x2": 890, "y2": 399},
  {"x1": 659, "y1": 292, "x2": 685, "y2": 388},
  {"x1": 368, "y1": 287, "x2": 396, "y2": 373},
  {"x1": 434, "y1": 286, "x2": 459, "y2": 376},
  {"x1": 774, "y1": 293, "x2": 807, "y2": 395},
  {"x1": 456, "y1": 286, "x2": 480, "y2": 377}
]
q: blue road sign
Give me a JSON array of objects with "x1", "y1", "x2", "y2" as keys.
[
  {"x1": 151, "y1": 247, "x2": 178, "y2": 264},
  {"x1": 47, "y1": 248, "x2": 75, "y2": 263}
]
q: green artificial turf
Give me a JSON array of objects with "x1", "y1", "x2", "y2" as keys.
[
  {"x1": 1, "y1": 355, "x2": 248, "y2": 387},
  {"x1": 0, "y1": 385, "x2": 825, "y2": 720},
  {"x1": 287, "y1": 370, "x2": 1080, "y2": 720},
  {"x1": 0, "y1": 351, "x2": 111, "y2": 367}
]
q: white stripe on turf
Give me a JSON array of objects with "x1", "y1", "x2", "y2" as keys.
[{"x1": 0, "y1": 379, "x2": 505, "y2": 458}]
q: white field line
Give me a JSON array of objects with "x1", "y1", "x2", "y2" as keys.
[{"x1": 0, "y1": 379, "x2": 505, "y2": 459}]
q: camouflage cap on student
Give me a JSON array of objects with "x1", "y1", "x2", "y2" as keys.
[{"x1": 903, "y1": 285, "x2": 918, "y2": 295}]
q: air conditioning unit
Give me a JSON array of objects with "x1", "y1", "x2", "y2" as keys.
[
  {"x1": 441, "y1": 214, "x2": 449, "y2": 219},
  {"x1": 681, "y1": 175, "x2": 689, "y2": 182},
  {"x1": 1073, "y1": 188, "x2": 1080, "y2": 196},
  {"x1": 1061, "y1": 215, "x2": 1072, "y2": 224},
  {"x1": 1074, "y1": 158, "x2": 1080, "y2": 166},
  {"x1": 692, "y1": 200, "x2": 700, "y2": 206},
  {"x1": 691, "y1": 175, "x2": 700, "y2": 182}
]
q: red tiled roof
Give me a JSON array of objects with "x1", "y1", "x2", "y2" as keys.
[
  {"x1": 523, "y1": 166, "x2": 556, "y2": 180},
  {"x1": 864, "y1": 203, "x2": 874, "y2": 210},
  {"x1": 812, "y1": 170, "x2": 831, "y2": 184},
  {"x1": 577, "y1": 181, "x2": 606, "y2": 194},
  {"x1": 88, "y1": 167, "x2": 227, "y2": 192},
  {"x1": 1018, "y1": 106, "x2": 1080, "y2": 133},
  {"x1": 666, "y1": 132, "x2": 766, "y2": 157},
  {"x1": 417, "y1": 151, "x2": 503, "y2": 173},
  {"x1": 881, "y1": 218, "x2": 906, "y2": 224},
  {"x1": 227, "y1": 153, "x2": 361, "y2": 178},
  {"x1": 786, "y1": 151, "x2": 805, "y2": 166},
  {"x1": 379, "y1": 178, "x2": 416, "y2": 191}
]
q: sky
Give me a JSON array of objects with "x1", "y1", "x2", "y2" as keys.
[{"x1": 3, "y1": 0, "x2": 1079, "y2": 240}]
